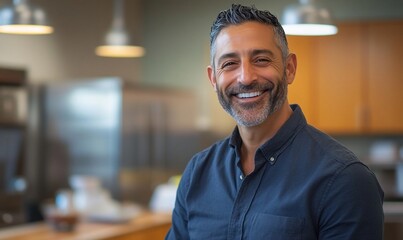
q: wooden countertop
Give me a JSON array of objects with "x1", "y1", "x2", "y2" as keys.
[{"x1": 0, "y1": 212, "x2": 171, "y2": 240}]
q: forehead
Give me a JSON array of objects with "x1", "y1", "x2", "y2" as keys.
[{"x1": 213, "y1": 21, "x2": 280, "y2": 61}]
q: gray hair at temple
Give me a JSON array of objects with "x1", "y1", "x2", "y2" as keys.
[{"x1": 209, "y1": 4, "x2": 289, "y2": 68}]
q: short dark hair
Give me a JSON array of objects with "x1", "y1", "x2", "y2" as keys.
[{"x1": 209, "y1": 4, "x2": 289, "y2": 66}]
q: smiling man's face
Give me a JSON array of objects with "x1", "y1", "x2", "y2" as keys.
[{"x1": 207, "y1": 21, "x2": 292, "y2": 127}]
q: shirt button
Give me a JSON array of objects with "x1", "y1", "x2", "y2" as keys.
[
  {"x1": 270, "y1": 157, "x2": 275, "y2": 162},
  {"x1": 239, "y1": 175, "x2": 243, "y2": 180}
]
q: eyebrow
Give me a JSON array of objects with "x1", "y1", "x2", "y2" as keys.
[
  {"x1": 216, "y1": 49, "x2": 275, "y2": 66},
  {"x1": 252, "y1": 49, "x2": 275, "y2": 57},
  {"x1": 216, "y1": 52, "x2": 238, "y2": 67}
]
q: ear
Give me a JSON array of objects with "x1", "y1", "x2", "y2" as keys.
[
  {"x1": 207, "y1": 65, "x2": 217, "y2": 91},
  {"x1": 285, "y1": 53, "x2": 297, "y2": 85}
]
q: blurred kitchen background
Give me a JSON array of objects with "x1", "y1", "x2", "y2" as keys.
[{"x1": 0, "y1": 0, "x2": 402, "y2": 238}]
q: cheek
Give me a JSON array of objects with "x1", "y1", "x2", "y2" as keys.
[
  {"x1": 215, "y1": 76, "x2": 228, "y2": 90},
  {"x1": 259, "y1": 67, "x2": 282, "y2": 78},
  {"x1": 216, "y1": 71, "x2": 237, "y2": 89}
]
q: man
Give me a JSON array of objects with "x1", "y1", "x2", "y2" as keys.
[{"x1": 166, "y1": 4, "x2": 384, "y2": 240}]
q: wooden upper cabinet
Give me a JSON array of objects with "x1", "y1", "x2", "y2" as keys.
[
  {"x1": 287, "y1": 36, "x2": 318, "y2": 125},
  {"x1": 315, "y1": 23, "x2": 365, "y2": 134},
  {"x1": 287, "y1": 20, "x2": 403, "y2": 134},
  {"x1": 367, "y1": 21, "x2": 403, "y2": 133}
]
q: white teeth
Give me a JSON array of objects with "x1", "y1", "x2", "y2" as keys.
[{"x1": 237, "y1": 91, "x2": 262, "y2": 98}]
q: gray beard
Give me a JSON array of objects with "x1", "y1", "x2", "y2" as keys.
[{"x1": 216, "y1": 74, "x2": 288, "y2": 127}]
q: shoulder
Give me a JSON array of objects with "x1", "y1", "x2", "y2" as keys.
[
  {"x1": 303, "y1": 125, "x2": 385, "y2": 215},
  {"x1": 302, "y1": 124, "x2": 359, "y2": 166},
  {"x1": 180, "y1": 136, "x2": 232, "y2": 182},
  {"x1": 303, "y1": 128, "x2": 385, "y2": 237},
  {"x1": 188, "y1": 136, "x2": 232, "y2": 167},
  {"x1": 297, "y1": 125, "x2": 383, "y2": 199}
]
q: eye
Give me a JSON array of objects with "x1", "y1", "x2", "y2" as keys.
[
  {"x1": 221, "y1": 61, "x2": 238, "y2": 70},
  {"x1": 254, "y1": 57, "x2": 271, "y2": 66}
]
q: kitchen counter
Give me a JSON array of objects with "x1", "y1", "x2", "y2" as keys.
[{"x1": 0, "y1": 212, "x2": 171, "y2": 240}]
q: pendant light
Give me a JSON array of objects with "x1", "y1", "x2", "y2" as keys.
[
  {"x1": 0, "y1": 0, "x2": 53, "y2": 35},
  {"x1": 281, "y1": 0, "x2": 337, "y2": 36},
  {"x1": 95, "y1": 0, "x2": 145, "y2": 58}
]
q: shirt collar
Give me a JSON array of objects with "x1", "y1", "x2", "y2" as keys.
[{"x1": 229, "y1": 104, "x2": 307, "y2": 164}]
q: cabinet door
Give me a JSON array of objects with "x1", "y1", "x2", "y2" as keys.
[
  {"x1": 287, "y1": 36, "x2": 318, "y2": 125},
  {"x1": 315, "y1": 23, "x2": 365, "y2": 134},
  {"x1": 367, "y1": 21, "x2": 403, "y2": 133}
]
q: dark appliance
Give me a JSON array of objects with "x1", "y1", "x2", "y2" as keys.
[{"x1": 0, "y1": 67, "x2": 28, "y2": 228}]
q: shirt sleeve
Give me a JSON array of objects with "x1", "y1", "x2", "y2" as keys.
[
  {"x1": 165, "y1": 158, "x2": 195, "y2": 240},
  {"x1": 318, "y1": 162, "x2": 384, "y2": 240}
]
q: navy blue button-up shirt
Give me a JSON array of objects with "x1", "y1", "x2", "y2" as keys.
[{"x1": 166, "y1": 105, "x2": 384, "y2": 240}]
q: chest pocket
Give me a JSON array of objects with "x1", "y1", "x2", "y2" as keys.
[{"x1": 246, "y1": 213, "x2": 304, "y2": 240}]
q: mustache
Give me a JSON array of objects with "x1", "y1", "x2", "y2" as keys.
[{"x1": 226, "y1": 82, "x2": 275, "y2": 95}]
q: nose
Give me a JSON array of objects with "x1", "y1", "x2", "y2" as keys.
[{"x1": 238, "y1": 61, "x2": 256, "y2": 85}]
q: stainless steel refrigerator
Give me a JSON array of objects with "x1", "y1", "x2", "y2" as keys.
[{"x1": 36, "y1": 77, "x2": 216, "y2": 207}]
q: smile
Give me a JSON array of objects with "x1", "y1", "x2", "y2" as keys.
[{"x1": 236, "y1": 91, "x2": 263, "y2": 99}]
